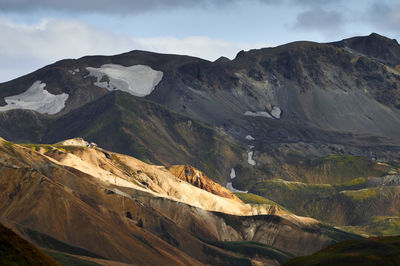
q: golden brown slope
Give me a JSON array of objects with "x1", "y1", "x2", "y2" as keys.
[
  {"x1": 0, "y1": 138, "x2": 361, "y2": 265},
  {"x1": 41, "y1": 139, "x2": 277, "y2": 216},
  {"x1": 0, "y1": 139, "x2": 201, "y2": 266}
]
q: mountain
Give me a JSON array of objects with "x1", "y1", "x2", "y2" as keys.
[
  {"x1": 0, "y1": 138, "x2": 361, "y2": 265},
  {"x1": 331, "y1": 33, "x2": 400, "y2": 66},
  {"x1": 1, "y1": 33, "x2": 400, "y2": 262}
]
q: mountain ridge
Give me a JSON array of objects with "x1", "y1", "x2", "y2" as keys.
[{"x1": 0, "y1": 137, "x2": 363, "y2": 265}]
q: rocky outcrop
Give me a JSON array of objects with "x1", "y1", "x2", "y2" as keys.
[{"x1": 167, "y1": 165, "x2": 241, "y2": 201}]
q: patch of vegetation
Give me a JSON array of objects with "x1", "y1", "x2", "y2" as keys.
[
  {"x1": 2, "y1": 140, "x2": 13, "y2": 148},
  {"x1": 341, "y1": 216, "x2": 400, "y2": 237},
  {"x1": 21, "y1": 143, "x2": 77, "y2": 154},
  {"x1": 110, "y1": 154, "x2": 136, "y2": 176},
  {"x1": 22, "y1": 144, "x2": 54, "y2": 153},
  {"x1": 235, "y1": 192, "x2": 280, "y2": 206},
  {"x1": 202, "y1": 244, "x2": 252, "y2": 266},
  {"x1": 333, "y1": 177, "x2": 367, "y2": 191},
  {"x1": 341, "y1": 188, "x2": 379, "y2": 201},
  {"x1": 294, "y1": 154, "x2": 391, "y2": 185},
  {"x1": 205, "y1": 240, "x2": 294, "y2": 264},
  {"x1": 23, "y1": 227, "x2": 104, "y2": 259},
  {"x1": 250, "y1": 179, "x2": 335, "y2": 212},
  {"x1": 250, "y1": 178, "x2": 400, "y2": 231},
  {"x1": 368, "y1": 216, "x2": 400, "y2": 236},
  {"x1": 283, "y1": 235, "x2": 400, "y2": 266},
  {"x1": 319, "y1": 224, "x2": 363, "y2": 243},
  {"x1": 44, "y1": 250, "x2": 100, "y2": 266},
  {"x1": 1, "y1": 140, "x2": 15, "y2": 153}
]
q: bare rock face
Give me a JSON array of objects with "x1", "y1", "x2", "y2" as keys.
[{"x1": 167, "y1": 165, "x2": 241, "y2": 202}]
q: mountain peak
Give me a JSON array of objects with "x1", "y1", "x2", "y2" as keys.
[
  {"x1": 56, "y1": 137, "x2": 92, "y2": 147},
  {"x1": 331, "y1": 33, "x2": 400, "y2": 65}
]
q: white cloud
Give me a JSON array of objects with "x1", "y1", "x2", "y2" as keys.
[
  {"x1": 0, "y1": 18, "x2": 269, "y2": 82},
  {"x1": 0, "y1": 18, "x2": 134, "y2": 60},
  {"x1": 135, "y1": 36, "x2": 267, "y2": 61}
]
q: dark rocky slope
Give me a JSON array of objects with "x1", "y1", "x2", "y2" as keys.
[{"x1": 0, "y1": 223, "x2": 59, "y2": 266}]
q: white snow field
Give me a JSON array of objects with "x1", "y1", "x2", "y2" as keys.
[
  {"x1": 230, "y1": 168, "x2": 236, "y2": 179},
  {"x1": 247, "y1": 151, "x2": 256, "y2": 166},
  {"x1": 86, "y1": 64, "x2": 163, "y2": 97},
  {"x1": 244, "y1": 111, "x2": 272, "y2": 118},
  {"x1": 271, "y1": 106, "x2": 282, "y2": 119},
  {"x1": 245, "y1": 135, "x2": 255, "y2": 141},
  {"x1": 226, "y1": 182, "x2": 248, "y2": 193},
  {"x1": 68, "y1": 68, "x2": 80, "y2": 75},
  {"x1": 244, "y1": 107, "x2": 282, "y2": 119},
  {"x1": 0, "y1": 81, "x2": 69, "y2": 115}
]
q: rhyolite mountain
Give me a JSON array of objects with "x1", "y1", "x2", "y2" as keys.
[
  {"x1": 1, "y1": 33, "x2": 400, "y2": 238},
  {"x1": 0, "y1": 138, "x2": 362, "y2": 265}
]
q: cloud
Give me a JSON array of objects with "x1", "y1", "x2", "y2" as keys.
[
  {"x1": 366, "y1": 3, "x2": 400, "y2": 31},
  {"x1": 290, "y1": 0, "x2": 344, "y2": 6},
  {"x1": 0, "y1": 0, "x2": 342, "y2": 14},
  {"x1": 0, "y1": 0, "x2": 250, "y2": 14},
  {"x1": 0, "y1": 18, "x2": 267, "y2": 82},
  {"x1": 0, "y1": 18, "x2": 137, "y2": 60},
  {"x1": 293, "y1": 8, "x2": 344, "y2": 31},
  {"x1": 135, "y1": 36, "x2": 266, "y2": 61}
]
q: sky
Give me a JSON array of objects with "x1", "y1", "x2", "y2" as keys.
[{"x1": 0, "y1": 0, "x2": 399, "y2": 82}]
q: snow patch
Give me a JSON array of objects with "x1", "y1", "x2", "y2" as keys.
[
  {"x1": 247, "y1": 151, "x2": 256, "y2": 166},
  {"x1": 68, "y1": 68, "x2": 80, "y2": 75},
  {"x1": 244, "y1": 107, "x2": 282, "y2": 119},
  {"x1": 244, "y1": 111, "x2": 272, "y2": 118},
  {"x1": 226, "y1": 182, "x2": 248, "y2": 193},
  {"x1": 86, "y1": 64, "x2": 163, "y2": 97},
  {"x1": 271, "y1": 106, "x2": 282, "y2": 119},
  {"x1": 230, "y1": 168, "x2": 236, "y2": 179},
  {"x1": 245, "y1": 135, "x2": 255, "y2": 141},
  {"x1": 0, "y1": 81, "x2": 68, "y2": 115}
]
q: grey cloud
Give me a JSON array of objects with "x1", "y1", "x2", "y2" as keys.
[
  {"x1": 293, "y1": 8, "x2": 344, "y2": 31},
  {"x1": 366, "y1": 2, "x2": 400, "y2": 31},
  {"x1": 289, "y1": 0, "x2": 343, "y2": 6},
  {"x1": 0, "y1": 0, "x2": 241, "y2": 14},
  {"x1": 0, "y1": 0, "x2": 342, "y2": 14}
]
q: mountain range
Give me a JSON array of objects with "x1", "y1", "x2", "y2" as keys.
[{"x1": 1, "y1": 33, "x2": 400, "y2": 265}]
